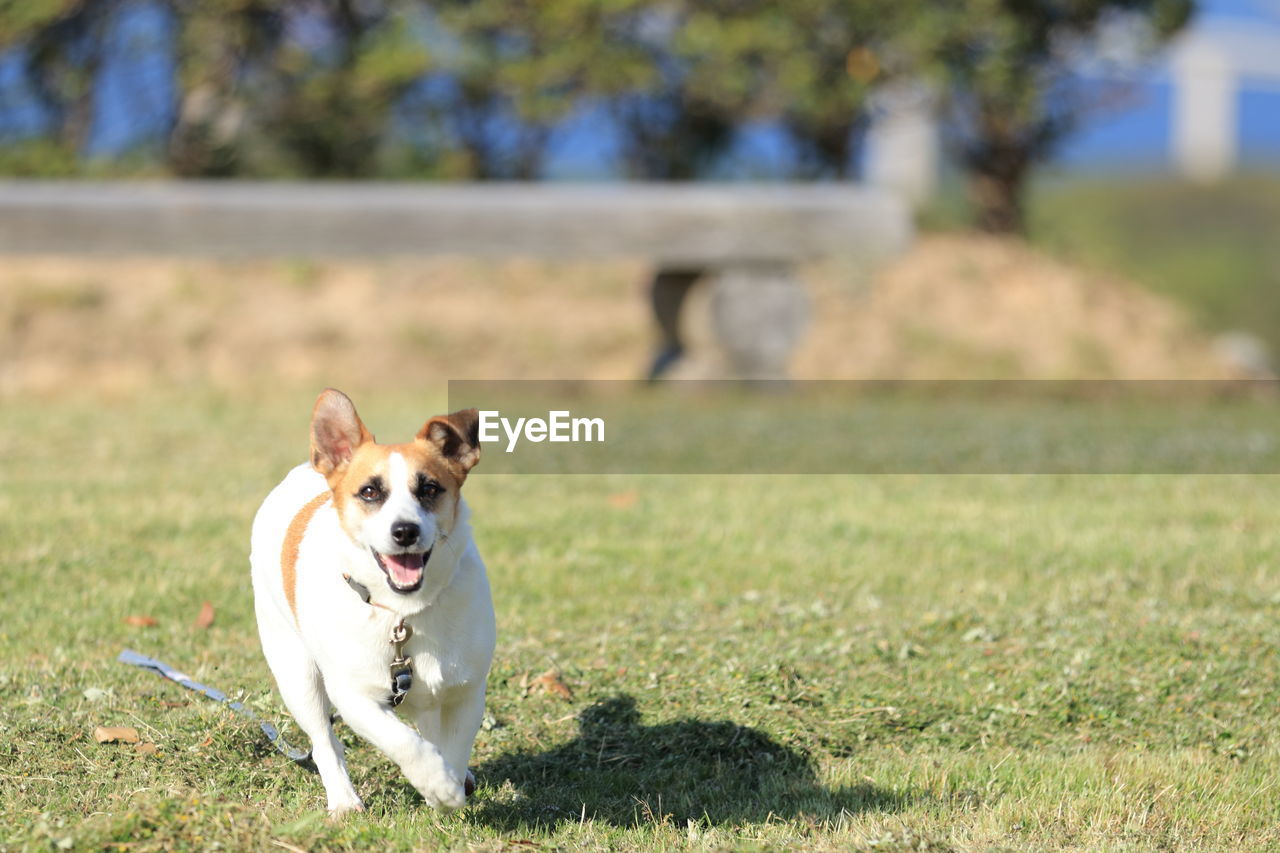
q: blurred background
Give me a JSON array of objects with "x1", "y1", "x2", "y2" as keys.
[{"x1": 0, "y1": 0, "x2": 1278, "y2": 394}]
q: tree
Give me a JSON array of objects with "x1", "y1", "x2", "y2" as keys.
[
  {"x1": 914, "y1": 0, "x2": 1193, "y2": 233},
  {"x1": 167, "y1": 0, "x2": 433, "y2": 177},
  {"x1": 1, "y1": 0, "x2": 1198, "y2": 196},
  {"x1": 2, "y1": 0, "x2": 442, "y2": 177},
  {"x1": 429, "y1": 0, "x2": 651, "y2": 179},
  {"x1": 603, "y1": 2, "x2": 742, "y2": 180},
  {"x1": 602, "y1": 0, "x2": 904, "y2": 180},
  {"x1": 683, "y1": 0, "x2": 904, "y2": 180},
  {"x1": 163, "y1": 0, "x2": 284, "y2": 176}
]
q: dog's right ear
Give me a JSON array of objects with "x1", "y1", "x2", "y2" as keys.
[{"x1": 310, "y1": 388, "x2": 374, "y2": 476}]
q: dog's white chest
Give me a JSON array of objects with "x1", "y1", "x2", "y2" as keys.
[
  {"x1": 403, "y1": 653, "x2": 457, "y2": 706},
  {"x1": 399, "y1": 624, "x2": 481, "y2": 708}
]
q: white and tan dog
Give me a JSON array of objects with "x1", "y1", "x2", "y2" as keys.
[{"x1": 250, "y1": 388, "x2": 495, "y2": 815}]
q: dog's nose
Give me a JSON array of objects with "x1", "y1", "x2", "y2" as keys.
[{"x1": 390, "y1": 521, "x2": 420, "y2": 547}]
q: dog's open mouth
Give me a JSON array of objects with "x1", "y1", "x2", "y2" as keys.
[{"x1": 371, "y1": 549, "x2": 430, "y2": 593}]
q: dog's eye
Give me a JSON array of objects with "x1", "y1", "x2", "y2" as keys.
[
  {"x1": 358, "y1": 483, "x2": 383, "y2": 503},
  {"x1": 416, "y1": 478, "x2": 443, "y2": 501}
]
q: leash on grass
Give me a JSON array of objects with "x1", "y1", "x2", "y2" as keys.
[{"x1": 117, "y1": 648, "x2": 316, "y2": 771}]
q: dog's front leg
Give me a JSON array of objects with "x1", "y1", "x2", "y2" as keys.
[
  {"x1": 434, "y1": 685, "x2": 486, "y2": 793},
  {"x1": 411, "y1": 688, "x2": 482, "y2": 798},
  {"x1": 328, "y1": 688, "x2": 466, "y2": 811}
]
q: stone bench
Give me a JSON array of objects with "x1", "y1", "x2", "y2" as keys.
[{"x1": 0, "y1": 181, "x2": 912, "y2": 378}]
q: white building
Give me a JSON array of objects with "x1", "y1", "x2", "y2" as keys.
[{"x1": 1168, "y1": 16, "x2": 1280, "y2": 181}]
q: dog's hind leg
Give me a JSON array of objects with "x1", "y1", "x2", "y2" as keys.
[
  {"x1": 257, "y1": 605, "x2": 362, "y2": 815},
  {"x1": 279, "y1": 664, "x2": 363, "y2": 815}
]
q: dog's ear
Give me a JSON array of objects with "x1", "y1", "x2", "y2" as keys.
[
  {"x1": 310, "y1": 388, "x2": 374, "y2": 476},
  {"x1": 418, "y1": 408, "x2": 481, "y2": 477}
]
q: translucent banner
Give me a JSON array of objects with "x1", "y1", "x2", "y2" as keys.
[{"x1": 447, "y1": 380, "x2": 1280, "y2": 474}]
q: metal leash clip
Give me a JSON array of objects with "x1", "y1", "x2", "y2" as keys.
[{"x1": 388, "y1": 620, "x2": 413, "y2": 707}]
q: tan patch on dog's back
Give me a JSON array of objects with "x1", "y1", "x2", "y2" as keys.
[{"x1": 282, "y1": 491, "x2": 331, "y2": 620}]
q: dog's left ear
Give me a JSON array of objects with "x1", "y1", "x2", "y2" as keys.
[{"x1": 418, "y1": 408, "x2": 481, "y2": 477}]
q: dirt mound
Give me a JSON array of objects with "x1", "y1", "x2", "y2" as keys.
[
  {"x1": 0, "y1": 234, "x2": 1240, "y2": 395},
  {"x1": 787, "y1": 234, "x2": 1241, "y2": 379}
]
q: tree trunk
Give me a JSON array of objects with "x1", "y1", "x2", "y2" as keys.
[
  {"x1": 786, "y1": 120, "x2": 851, "y2": 179},
  {"x1": 511, "y1": 126, "x2": 549, "y2": 180},
  {"x1": 968, "y1": 167, "x2": 1026, "y2": 234},
  {"x1": 965, "y1": 107, "x2": 1035, "y2": 235}
]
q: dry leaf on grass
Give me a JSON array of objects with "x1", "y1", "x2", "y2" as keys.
[
  {"x1": 94, "y1": 726, "x2": 140, "y2": 744},
  {"x1": 134, "y1": 742, "x2": 158, "y2": 756},
  {"x1": 194, "y1": 600, "x2": 215, "y2": 629},
  {"x1": 524, "y1": 669, "x2": 573, "y2": 701},
  {"x1": 124, "y1": 615, "x2": 157, "y2": 627},
  {"x1": 607, "y1": 490, "x2": 638, "y2": 509}
]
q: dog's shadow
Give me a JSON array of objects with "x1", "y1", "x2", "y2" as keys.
[{"x1": 467, "y1": 695, "x2": 911, "y2": 831}]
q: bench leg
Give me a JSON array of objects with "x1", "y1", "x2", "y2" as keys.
[
  {"x1": 647, "y1": 268, "x2": 703, "y2": 380},
  {"x1": 709, "y1": 263, "x2": 809, "y2": 380}
]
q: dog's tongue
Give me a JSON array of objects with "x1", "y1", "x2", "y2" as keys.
[{"x1": 382, "y1": 552, "x2": 425, "y2": 587}]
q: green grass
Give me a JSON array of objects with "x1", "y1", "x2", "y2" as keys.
[
  {"x1": 5, "y1": 388, "x2": 1280, "y2": 850},
  {"x1": 1028, "y1": 174, "x2": 1280, "y2": 357}
]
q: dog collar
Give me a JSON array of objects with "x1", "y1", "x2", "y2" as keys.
[
  {"x1": 343, "y1": 573, "x2": 414, "y2": 707},
  {"x1": 343, "y1": 573, "x2": 374, "y2": 604}
]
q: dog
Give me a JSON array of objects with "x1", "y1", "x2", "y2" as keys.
[{"x1": 250, "y1": 388, "x2": 495, "y2": 815}]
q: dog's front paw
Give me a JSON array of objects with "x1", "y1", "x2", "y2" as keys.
[
  {"x1": 413, "y1": 769, "x2": 467, "y2": 811},
  {"x1": 417, "y1": 768, "x2": 468, "y2": 809},
  {"x1": 327, "y1": 794, "x2": 365, "y2": 817}
]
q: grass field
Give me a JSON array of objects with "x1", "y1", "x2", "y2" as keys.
[{"x1": 5, "y1": 387, "x2": 1280, "y2": 851}]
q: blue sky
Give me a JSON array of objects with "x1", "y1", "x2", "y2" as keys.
[{"x1": 89, "y1": 0, "x2": 174, "y2": 154}]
